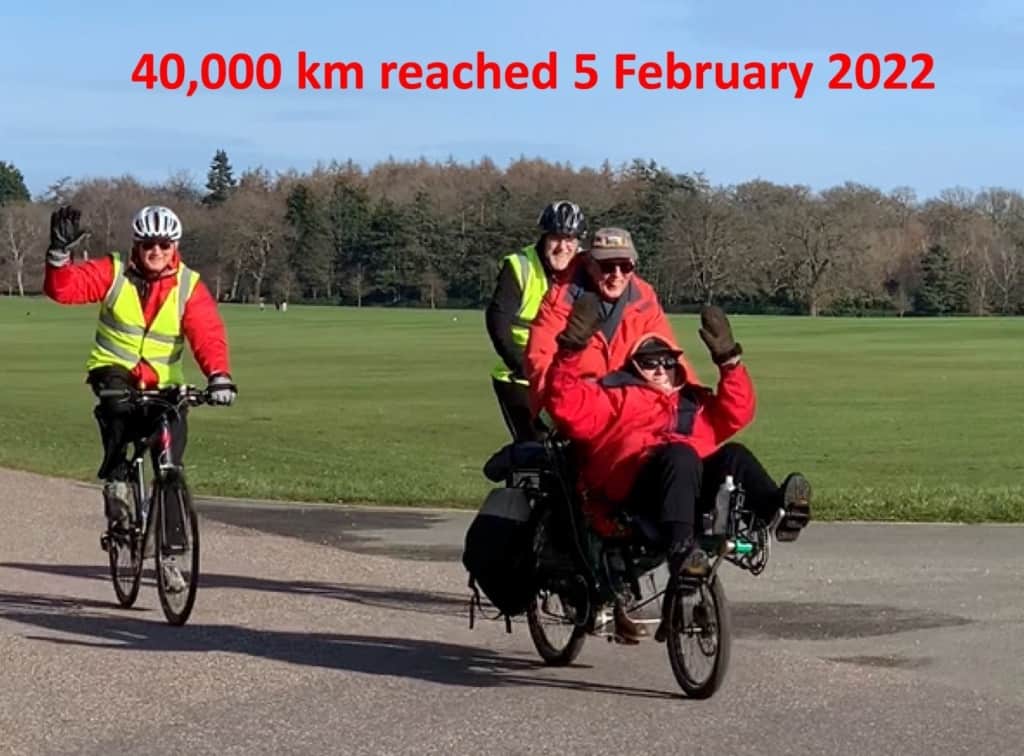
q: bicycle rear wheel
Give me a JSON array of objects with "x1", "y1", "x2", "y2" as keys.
[
  {"x1": 153, "y1": 478, "x2": 200, "y2": 626},
  {"x1": 106, "y1": 483, "x2": 144, "y2": 608}
]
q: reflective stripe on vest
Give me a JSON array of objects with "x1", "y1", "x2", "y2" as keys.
[
  {"x1": 491, "y1": 244, "x2": 548, "y2": 385},
  {"x1": 85, "y1": 254, "x2": 200, "y2": 387}
]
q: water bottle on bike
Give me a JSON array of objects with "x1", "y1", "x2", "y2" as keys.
[{"x1": 712, "y1": 475, "x2": 735, "y2": 535}]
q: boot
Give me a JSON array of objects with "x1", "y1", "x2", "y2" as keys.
[
  {"x1": 613, "y1": 602, "x2": 648, "y2": 644},
  {"x1": 654, "y1": 539, "x2": 710, "y2": 643},
  {"x1": 775, "y1": 473, "x2": 811, "y2": 542}
]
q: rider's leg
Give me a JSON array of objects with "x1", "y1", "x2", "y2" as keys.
[
  {"x1": 629, "y1": 443, "x2": 706, "y2": 567},
  {"x1": 491, "y1": 378, "x2": 546, "y2": 443},
  {"x1": 88, "y1": 366, "x2": 136, "y2": 527},
  {"x1": 629, "y1": 443, "x2": 714, "y2": 643},
  {"x1": 701, "y1": 442, "x2": 811, "y2": 541}
]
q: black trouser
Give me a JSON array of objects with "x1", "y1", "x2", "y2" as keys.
[
  {"x1": 87, "y1": 366, "x2": 188, "y2": 481},
  {"x1": 492, "y1": 377, "x2": 547, "y2": 443},
  {"x1": 627, "y1": 442, "x2": 783, "y2": 546}
]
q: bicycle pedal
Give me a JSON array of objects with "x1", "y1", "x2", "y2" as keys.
[{"x1": 100, "y1": 534, "x2": 110, "y2": 552}]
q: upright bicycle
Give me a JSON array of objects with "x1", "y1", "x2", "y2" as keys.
[{"x1": 98, "y1": 384, "x2": 214, "y2": 626}]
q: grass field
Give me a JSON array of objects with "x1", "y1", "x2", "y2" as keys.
[{"x1": 1, "y1": 297, "x2": 1022, "y2": 522}]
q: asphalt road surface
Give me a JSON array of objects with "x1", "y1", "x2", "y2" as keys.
[{"x1": 2, "y1": 467, "x2": 1022, "y2": 755}]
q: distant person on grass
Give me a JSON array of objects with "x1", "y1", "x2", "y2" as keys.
[
  {"x1": 43, "y1": 205, "x2": 238, "y2": 560},
  {"x1": 544, "y1": 299, "x2": 812, "y2": 642},
  {"x1": 485, "y1": 200, "x2": 587, "y2": 442}
]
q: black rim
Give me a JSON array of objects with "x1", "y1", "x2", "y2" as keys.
[{"x1": 154, "y1": 482, "x2": 200, "y2": 626}]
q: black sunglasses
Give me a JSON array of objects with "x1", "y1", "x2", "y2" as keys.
[
  {"x1": 597, "y1": 259, "x2": 635, "y2": 274},
  {"x1": 139, "y1": 239, "x2": 173, "y2": 251},
  {"x1": 635, "y1": 355, "x2": 677, "y2": 370}
]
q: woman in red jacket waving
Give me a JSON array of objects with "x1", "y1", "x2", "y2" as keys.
[
  {"x1": 44, "y1": 204, "x2": 237, "y2": 546},
  {"x1": 546, "y1": 294, "x2": 811, "y2": 641}
]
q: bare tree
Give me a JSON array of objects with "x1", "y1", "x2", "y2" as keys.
[
  {"x1": 0, "y1": 202, "x2": 47, "y2": 295},
  {"x1": 664, "y1": 182, "x2": 739, "y2": 305}
]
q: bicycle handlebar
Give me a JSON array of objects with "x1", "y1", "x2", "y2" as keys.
[{"x1": 97, "y1": 385, "x2": 213, "y2": 408}]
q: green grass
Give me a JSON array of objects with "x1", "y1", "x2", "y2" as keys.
[{"x1": 1, "y1": 297, "x2": 1023, "y2": 522}]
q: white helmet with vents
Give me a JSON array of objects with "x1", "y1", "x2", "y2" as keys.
[{"x1": 131, "y1": 205, "x2": 182, "y2": 241}]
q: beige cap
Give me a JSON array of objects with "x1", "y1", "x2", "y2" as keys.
[{"x1": 587, "y1": 227, "x2": 637, "y2": 261}]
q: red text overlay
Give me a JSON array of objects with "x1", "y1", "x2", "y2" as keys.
[{"x1": 131, "y1": 51, "x2": 935, "y2": 99}]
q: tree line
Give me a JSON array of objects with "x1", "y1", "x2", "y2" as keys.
[{"x1": 1, "y1": 151, "x2": 1022, "y2": 316}]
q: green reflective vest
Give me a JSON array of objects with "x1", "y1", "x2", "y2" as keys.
[
  {"x1": 491, "y1": 244, "x2": 549, "y2": 385},
  {"x1": 85, "y1": 253, "x2": 199, "y2": 387}
]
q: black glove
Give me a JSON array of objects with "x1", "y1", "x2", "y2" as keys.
[
  {"x1": 47, "y1": 206, "x2": 89, "y2": 266},
  {"x1": 556, "y1": 291, "x2": 603, "y2": 351},
  {"x1": 699, "y1": 305, "x2": 743, "y2": 365}
]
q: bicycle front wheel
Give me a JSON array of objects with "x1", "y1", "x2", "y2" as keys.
[{"x1": 153, "y1": 478, "x2": 200, "y2": 626}]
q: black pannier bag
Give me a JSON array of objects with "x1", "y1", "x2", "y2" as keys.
[{"x1": 462, "y1": 486, "x2": 538, "y2": 630}]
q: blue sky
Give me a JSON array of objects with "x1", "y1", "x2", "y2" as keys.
[{"x1": 1, "y1": 0, "x2": 1021, "y2": 199}]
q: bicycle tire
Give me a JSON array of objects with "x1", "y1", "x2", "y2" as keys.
[
  {"x1": 526, "y1": 592, "x2": 587, "y2": 665},
  {"x1": 666, "y1": 576, "x2": 732, "y2": 699},
  {"x1": 154, "y1": 478, "x2": 200, "y2": 626}
]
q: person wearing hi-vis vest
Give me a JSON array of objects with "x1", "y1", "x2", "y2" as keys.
[
  {"x1": 43, "y1": 205, "x2": 237, "y2": 544},
  {"x1": 485, "y1": 200, "x2": 587, "y2": 442}
]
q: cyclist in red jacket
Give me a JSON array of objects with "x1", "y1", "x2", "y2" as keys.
[
  {"x1": 44, "y1": 205, "x2": 237, "y2": 542},
  {"x1": 546, "y1": 296, "x2": 811, "y2": 641}
]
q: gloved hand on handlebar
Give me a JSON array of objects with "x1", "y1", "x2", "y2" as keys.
[
  {"x1": 206, "y1": 373, "x2": 237, "y2": 406},
  {"x1": 47, "y1": 206, "x2": 90, "y2": 267}
]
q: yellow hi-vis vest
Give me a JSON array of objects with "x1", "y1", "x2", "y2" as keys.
[
  {"x1": 491, "y1": 244, "x2": 549, "y2": 386},
  {"x1": 86, "y1": 253, "x2": 200, "y2": 387}
]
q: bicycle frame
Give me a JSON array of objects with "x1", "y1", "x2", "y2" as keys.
[
  {"x1": 532, "y1": 434, "x2": 781, "y2": 636},
  {"x1": 101, "y1": 386, "x2": 207, "y2": 537},
  {"x1": 129, "y1": 412, "x2": 176, "y2": 538}
]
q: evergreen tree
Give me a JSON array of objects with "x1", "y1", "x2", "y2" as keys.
[
  {"x1": 285, "y1": 183, "x2": 332, "y2": 299},
  {"x1": 203, "y1": 149, "x2": 237, "y2": 206},
  {"x1": 0, "y1": 161, "x2": 31, "y2": 206},
  {"x1": 915, "y1": 244, "x2": 966, "y2": 315}
]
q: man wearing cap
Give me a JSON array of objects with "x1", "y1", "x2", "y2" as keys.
[
  {"x1": 544, "y1": 301, "x2": 812, "y2": 642},
  {"x1": 524, "y1": 226, "x2": 700, "y2": 418}
]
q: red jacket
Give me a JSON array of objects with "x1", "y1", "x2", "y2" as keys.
[
  {"x1": 546, "y1": 333, "x2": 756, "y2": 506},
  {"x1": 524, "y1": 261, "x2": 701, "y2": 415},
  {"x1": 44, "y1": 251, "x2": 231, "y2": 388}
]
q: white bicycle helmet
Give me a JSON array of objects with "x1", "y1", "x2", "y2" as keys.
[{"x1": 131, "y1": 205, "x2": 182, "y2": 241}]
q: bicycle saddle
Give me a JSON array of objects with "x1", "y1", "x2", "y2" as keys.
[{"x1": 482, "y1": 442, "x2": 548, "y2": 482}]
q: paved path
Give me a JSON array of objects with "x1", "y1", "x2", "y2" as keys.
[{"x1": 2, "y1": 468, "x2": 1022, "y2": 755}]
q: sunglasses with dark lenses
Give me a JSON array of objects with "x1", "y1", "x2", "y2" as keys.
[
  {"x1": 635, "y1": 355, "x2": 677, "y2": 370},
  {"x1": 598, "y1": 259, "x2": 635, "y2": 275},
  {"x1": 140, "y1": 239, "x2": 173, "y2": 251}
]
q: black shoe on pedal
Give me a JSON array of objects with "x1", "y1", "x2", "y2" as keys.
[
  {"x1": 655, "y1": 539, "x2": 710, "y2": 643},
  {"x1": 775, "y1": 473, "x2": 811, "y2": 542}
]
